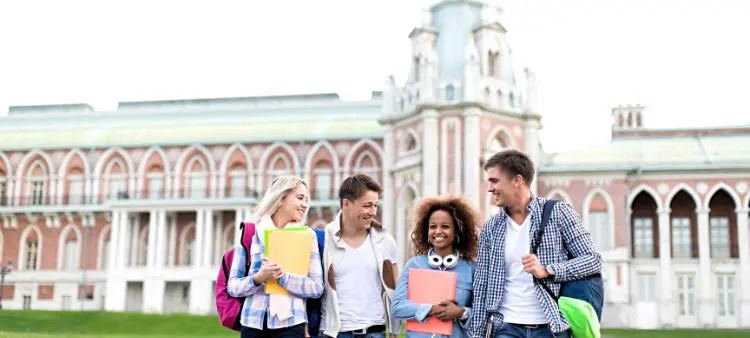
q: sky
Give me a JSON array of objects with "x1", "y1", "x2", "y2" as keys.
[{"x1": 1, "y1": 0, "x2": 749, "y2": 154}]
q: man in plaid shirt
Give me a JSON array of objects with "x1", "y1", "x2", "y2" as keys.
[{"x1": 470, "y1": 150, "x2": 602, "y2": 338}]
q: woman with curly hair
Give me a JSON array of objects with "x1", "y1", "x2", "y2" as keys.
[{"x1": 391, "y1": 194, "x2": 482, "y2": 338}]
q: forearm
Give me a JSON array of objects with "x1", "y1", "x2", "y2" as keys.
[
  {"x1": 278, "y1": 271, "x2": 324, "y2": 298},
  {"x1": 547, "y1": 250, "x2": 602, "y2": 282}
]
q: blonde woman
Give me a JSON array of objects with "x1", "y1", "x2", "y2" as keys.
[{"x1": 227, "y1": 175, "x2": 324, "y2": 338}]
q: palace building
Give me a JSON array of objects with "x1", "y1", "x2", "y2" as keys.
[{"x1": 0, "y1": 0, "x2": 748, "y2": 330}]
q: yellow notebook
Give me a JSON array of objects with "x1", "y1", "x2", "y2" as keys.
[{"x1": 264, "y1": 229, "x2": 313, "y2": 295}]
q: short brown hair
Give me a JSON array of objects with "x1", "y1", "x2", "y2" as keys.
[
  {"x1": 483, "y1": 149, "x2": 535, "y2": 185},
  {"x1": 338, "y1": 173, "x2": 383, "y2": 207},
  {"x1": 410, "y1": 195, "x2": 481, "y2": 261}
]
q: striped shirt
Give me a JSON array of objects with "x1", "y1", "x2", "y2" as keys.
[
  {"x1": 469, "y1": 195, "x2": 603, "y2": 336},
  {"x1": 227, "y1": 229, "x2": 324, "y2": 330}
]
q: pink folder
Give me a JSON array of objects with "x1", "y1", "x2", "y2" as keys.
[{"x1": 406, "y1": 268, "x2": 457, "y2": 336}]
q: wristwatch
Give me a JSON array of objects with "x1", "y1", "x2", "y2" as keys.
[{"x1": 460, "y1": 307, "x2": 469, "y2": 321}]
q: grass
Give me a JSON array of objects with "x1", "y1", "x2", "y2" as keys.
[{"x1": 0, "y1": 310, "x2": 749, "y2": 337}]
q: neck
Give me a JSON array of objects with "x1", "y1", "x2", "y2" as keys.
[
  {"x1": 340, "y1": 215, "x2": 368, "y2": 238},
  {"x1": 434, "y1": 247, "x2": 453, "y2": 257},
  {"x1": 270, "y1": 213, "x2": 288, "y2": 229},
  {"x1": 508, "y1": 191, "x2": 532, "y2": 216}
]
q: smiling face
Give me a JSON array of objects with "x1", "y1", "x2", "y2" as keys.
[
  {"x1": 277, "y1": 184, "x2": 309, "y2": 224},
  {"x1": 486, "y1": 166, "x2": 520, "y2": 208},
  {"x1": 342, "y1": 189, "x2": 379, "y2": 231},
  {"x1": 427, "y1": 209, "x2": 456, "y2": 253}
]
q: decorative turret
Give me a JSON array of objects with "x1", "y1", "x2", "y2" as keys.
[{"x1": 612, "y1": 104, "x2": 645, "y2": 131}]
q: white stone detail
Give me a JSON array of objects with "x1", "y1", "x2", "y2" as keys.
[
  {"x1": 697, "y1": 182, "x2": 708, "y2": 195},
  {"x1": 513, "y1": 125, "x2": 523, "y2": 137},
  {"x1": 736, "y1": 181, "x2": 748, "y2": 194},
  {"x1": 658, "y1": 183, "x2": 669, "y2": 196}
]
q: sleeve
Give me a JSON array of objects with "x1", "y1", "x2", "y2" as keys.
[
  {"x1": 469, "y1": 223, "x2": 492, "y2": 338},
  {"x1": 545, "y1": 202, "x2": 604, "y2": 283},
  {"x1": 458, "y1": 262, "x2": 476, "y2": 332},
  {"x1": 278, "y1": 231, "x2": 325, "y2": 298},
  {"x1": 227, "y1": 233, "x2": 263, "y2": 297},
  {"x1": 390, "y1": 258, "x2": 433, "y2": 322}
]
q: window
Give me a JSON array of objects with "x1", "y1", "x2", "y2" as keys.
[
  {"x1": 189, "y1": 174, "x2": 207, "y2": 199},
  {"x1": 633, "y1": 217, "x2": 654, "y2": 258},
  {"x1": 62, "y1": 295, "x2": 71, "y2": 310},
  {"x1": 509, "y1": 93, "x2": 516, "y2": 108},
  {"x1": 0, "y1": 180, "x2": 6, "y2": 205},
  {"x1": 710, "y1": 217, "x2": 730, "y2": 258},
  {"x1": 671, "y1": 217, "x2": 692, "y2": 258},
  {"x1": 68, "y1": 176, "x2": 84, "y2": 205},
  {"x1": 30, "y1": 179, "x2": 45, "y2": 205},
  {"x1": 488, "y1": 51, "x2": 498, "y2": 77},
  {"x1": 587, "y1": 211, "x2": 611, "y2": 251},
  {"x1": 314, "y1": 170, "x2": 332, "y2": 200},
  {"x1": 677, "y1": 274, "x2": 696, "y2": 316},
  {"x1": 717, "y1": 275, "x2": 736, "y2": 316},
  {"x1": 102, "y1": 239, "x2": 110, "y2": 270},
  {"x1": 108, "y1": 176, "x2": 127, "y2": 200},
  {"x1": 25, "y1": 241, "x2": 39, "y2": 270},
  {"x1": 230, "y1": 171, "x2": 246, "y2": 198},
  {"x1": 23, "y1": 295, "x2": 32, "y2": 310},
  {"x1": 636, "y1": 272, "x2": 656, "y2": 301},
  {"x1": 186, "y1": 239, "x2": 195, "y2": 265},
  {"x1": 64, "y1": 240, "x2": 78, "y2": 271},
  {"x1": 445, "y1": 85, "x2": 455, "y2": 101},
  {"x1": 413, "y1": 57, "x2": 420, "y2": 81},
  {"x1": 148, "y1": 175, "x2": 164, "y2": 199}
]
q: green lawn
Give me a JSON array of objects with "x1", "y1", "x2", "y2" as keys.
[{"x1": 0, "y1": 310, "x2": 749, "y2": 337}]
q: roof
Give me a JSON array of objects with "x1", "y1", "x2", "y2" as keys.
[
  {"x1": 0, "y1": 94, "x2": 384, "y2": 150},
  {"x1": 539, "y1": 133, "x2": 750, "y2": 173}
]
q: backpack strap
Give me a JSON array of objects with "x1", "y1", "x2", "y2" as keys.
[{"x1": 533, "y1": 199, "x2": 559, "y2": 301}]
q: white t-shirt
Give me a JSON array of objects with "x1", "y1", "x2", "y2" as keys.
[
  {"x1": 334, "y1": 234, "x2": 387, "y2": 331},
  {"x1": 498, "y1": 214, "x2": 549, "y2": 324}
]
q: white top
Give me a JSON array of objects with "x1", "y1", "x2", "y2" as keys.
[
  {"x1": 331, "y1": 234, "x2": 385, "y2": 331},
  {"x1": 498, "y1": 213, "x2": 549, "y2": 324}
]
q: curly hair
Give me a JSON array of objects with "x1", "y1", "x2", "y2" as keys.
[{"x1": 409, "y1": 194, "x2": 482, "y2": 261}]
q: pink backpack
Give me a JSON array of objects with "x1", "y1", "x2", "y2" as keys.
[{"x1": 215, "y1": 221, "x2": 255, "y2": 331}]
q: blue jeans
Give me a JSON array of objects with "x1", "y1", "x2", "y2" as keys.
[
  {"x1": 335, "y1": 332, "x2": 385, "y2": 338},
  {"x1": 494, "y1": 323, "x2": 570, "y2": 338}
]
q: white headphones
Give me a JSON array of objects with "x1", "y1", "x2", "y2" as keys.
[{"x1": 427, "y1": 247, "x2": 459, "y2": 270}]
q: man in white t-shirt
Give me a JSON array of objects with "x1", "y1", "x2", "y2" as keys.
[
  {"x1": 470, "y1": 150, "x2": 602, "y2": 338},
  {"x1": 320, "y1": 174, "x2": 400, "y2": 338}
]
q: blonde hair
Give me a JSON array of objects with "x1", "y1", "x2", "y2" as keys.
[{"x1": 252, "y1": 175, "x2": 309, "y2": 223}]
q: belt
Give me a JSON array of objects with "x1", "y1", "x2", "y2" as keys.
[
  {"x1": 509, "y1": 323, "x2": 549, "y2": 329},
  {"x1": 340, "y1": 325, "x2": 386, "y2": 335}
]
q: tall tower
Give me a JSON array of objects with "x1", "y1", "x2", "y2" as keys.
[{"x1": 379, "y1": 0, "x2": 543, "y2": 263}]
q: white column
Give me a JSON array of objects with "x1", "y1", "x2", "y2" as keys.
[
  {"x1": 117, "y1": 211, "x2": 130, "y2": 268},
  {"x1": 657, "y1": 208, "x2": 674, "y2": 327},
  {"x1": 697, "y1": 208, "x2": 714, "y2": 326},
  {"x1": 189, "y1": 278, "x2": 212, "y2": 314},
  {"x1": 146, "y1": 209, "x2": 158, "y2": 267},
  {"x1": 422, "y1": 109, "x2": 439, "y2": 197},
  {"x1": 462, "y1": 108, "x2": 481, "y2": 208},
  {"x1": 523, "y1": 119, "x2": 541, "y2": 195},
  {"x1": 105, "y1": 210, "x2": 127, "y2": 312},
  {"x1": 440, "y1": 119, "x2": 449, "y2": 195},
  {"x1": 383, "y1": 127, "x2": 395, "y2": 233},
  {"x1": 194, "y1": 210, "x2": 205, "y2": 267},
  {"x1": 203, "y1": 209, "x2": 214, "y2": 267},
  {"x1": 736, "y1": 207, "x2": 750, "y2": 326},
  {"x1": 234, "y1": 208, "x2": 243, "y2": 246},
  {"x1": 129, "y1": 218, "x2": 139, "y2": 267},
  {"x1": 167, "y1": 215, "x2": 177, "y2": 266},
  {"x1": 107, "y1": 211, "x2": 121, "y2": 272},
  {"x1": 156, "y1": 211, "x2": 168, "y2": 268}
]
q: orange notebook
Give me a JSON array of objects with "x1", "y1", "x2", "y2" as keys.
[
  {"x1": 264, "y1": 229, "x2": 313, "y2": 295},
  {"x1": 406, "y1": 268, "x2": 457, "y2": 336}
]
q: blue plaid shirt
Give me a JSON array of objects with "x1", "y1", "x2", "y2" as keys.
[
  {"x1": 227, "y1": 229, "x2": 324, "y2": 330},
  {"x1": 469, "y1": 195, "x2": 602, "y2": 336}
]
